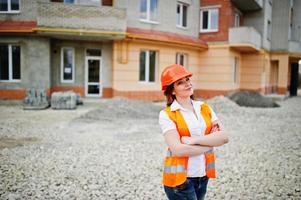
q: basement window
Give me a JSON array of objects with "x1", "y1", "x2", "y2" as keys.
[
  {"x1": 0, "y1": 44, "x2": 21, "y2": 82},
  {"x1": 0, "y1": 0, "x2": 20, "y2": 13},
  {"x1": 61, "y1": 47, "x2": 75, "y2": 83}
]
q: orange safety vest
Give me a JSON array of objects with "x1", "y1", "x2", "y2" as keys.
[{"x1": 163, "y1": 103, "x2": 218, "y2": 187}]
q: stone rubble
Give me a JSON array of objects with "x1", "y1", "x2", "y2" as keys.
[{"x1": 0, "y1": 95, "x2": 300, "y2": 199}]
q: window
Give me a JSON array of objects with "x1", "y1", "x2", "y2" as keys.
[
  {"x1": 234, "y1": 13, "x2": 240, "y2": 27},
  {"x1": 139, "y1": 50, "x2": 156, "y2": 82},
  {"x1": 0, "y1": 44, "x2": 20, "y2": 81},
  {"x1": 176, "y1": 53, "x2": 188, "y2": 68},
  {"x1": 267, "y1": 20, "x2": 271, "y2": 41},
  {"x1": 61, "y1": 47, "x2": 75, "y2": 83},
  {"x1": 0, "y1": 0, "x2": 20, "y2": 13},
  {"x1": 200, "y1": 8, "x2": 219, "y2": 32},
  {"x1": 176, "y1": 2, "x2": 188, "y2": 28},
  {"x1": 233, "y1": 57, "x2": 238, "y2": 84},
  {"x1": 140, "y1": 0, "x2": 158, "y2": 23}
]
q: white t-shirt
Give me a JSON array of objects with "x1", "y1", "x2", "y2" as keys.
[{"x1": 159, "y1": 99, "x2": 218, "y2": 177}]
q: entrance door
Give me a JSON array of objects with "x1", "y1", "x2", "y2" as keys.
[
  {"x1": 85, "y1": 57, "x2": 102, "y2": 97},
  {"x1": 290, "y1": 62, "x2": 299, "y2": 96}
]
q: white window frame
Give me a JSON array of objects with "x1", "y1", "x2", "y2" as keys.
[
  {"x1": 139, "y1": 0, "x2": 159, "y2": 24},
  {"x1": 233, "y1": 57, "x2": 238, "y2": 84},
  {"x1": 139, "y1": 50, "x2": 157, "y2": 83},
  {"x1": 176, "y1": 2, "x2": 188, "y2": 28},
  {"x1": 0, "y1": 44, "x2": 21, "y2": 82},
  {"x1": 200, "y1": 8, "x2": 219, "y2": 32},
  {"x1": 0, "y1": 0, "x2": 20, "y2": 13},
  {"x1": 61, "y1": 47, "x2": 75, "y2": 83},
  {"x1": 176, "y1": 52, "x2": 188, "y2": 68},
  {"x1": 234, "y1": 12, "x2": 240, "y2": 27}
]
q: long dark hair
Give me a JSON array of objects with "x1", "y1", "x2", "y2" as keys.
[{"x1": 163, "y1": 84, "x2": 194, "y2": 107}]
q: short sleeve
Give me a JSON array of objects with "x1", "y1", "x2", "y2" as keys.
[
  {"x1": 208, "y1": 105, "x2": 218, "y2": 123},
  {"x1": 158, "y1": 110, "x2": 177, "y2": 134}
]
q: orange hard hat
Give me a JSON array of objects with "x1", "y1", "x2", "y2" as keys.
[{"x1": 161, "y1": 64, "x2": 193, "y2": 90}]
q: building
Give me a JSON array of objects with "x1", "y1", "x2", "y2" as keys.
[{"x1": 0, "y1": 0, "x2": 300, "y2": 101}]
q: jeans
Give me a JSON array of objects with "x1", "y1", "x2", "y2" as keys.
[{"x1": 164, "y1": 176, "x2": 209, "y2": 200}]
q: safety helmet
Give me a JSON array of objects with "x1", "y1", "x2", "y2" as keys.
[{"x1": 160, "y1": 64, "x2": 193, "y2": 90}]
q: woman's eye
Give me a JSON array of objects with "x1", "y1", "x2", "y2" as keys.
[{"x1": 186, "y1": 77, "x2": 190, "y2": 81}]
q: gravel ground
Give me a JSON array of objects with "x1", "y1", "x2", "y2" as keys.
[{"x1": 0, "y1": 95, "x2": 300, "y2": 200}]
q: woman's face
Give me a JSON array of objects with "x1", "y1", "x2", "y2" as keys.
[{"x1": 172, "y1": 76, "x2": 193, "y2": 98}]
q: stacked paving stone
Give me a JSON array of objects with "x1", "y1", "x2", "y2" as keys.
[
  {"x1": 51, "y1": 91, "x2": 77, "y2": 110},
  {"x1": 23, "y1": 88, "x2": 49, "y2": 110}
]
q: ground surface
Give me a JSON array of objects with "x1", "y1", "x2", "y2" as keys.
[{"x1": 0, "y1": 96, "x2": 300, "y2": 200}]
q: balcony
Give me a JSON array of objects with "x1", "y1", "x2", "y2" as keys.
[
  {"x1": 229, "y1": 27, "x2": 261, "y2": 52},
  {"x1": 289, "y1": 40, "x2": 301, "y2": 54},
  {"x1": 35, "y1": 2, "x2": 127, "y2": 40},
  {"x1": 231, "y1": 0, "x2": 263, "y2": 12}
]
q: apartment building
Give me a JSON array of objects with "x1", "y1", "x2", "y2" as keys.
[{"x1": 0, "y1": 0, "x2": 300, "y2": 101}]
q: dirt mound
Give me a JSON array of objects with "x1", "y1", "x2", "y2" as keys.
[
  {"x1": 206, "y1": 95, "x2": 240, "y2": 114},
  {"x1": 228, "y1": 91, "x2": 280, "y2": 108},
  {"x1": 77, "y1": 97, "x2": 163, "y2": 122}
]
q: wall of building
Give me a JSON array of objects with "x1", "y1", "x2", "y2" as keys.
[
  {"x1": 194, "y1": 46, "x2": 241, "y2": 97},
  {"x1": 271, "y1": 0, "x2": 290, "y2": 51},
  {"x1": 262, "y1": 0, "x2": 272, "y2": 50},
  {"x1": 240, "y1": 52, "x2": 265, "y2": 91},
  {"x1": 199, "y1": 0, "x2": 235, "y2": 42},
  {"x1": 0, "y1": 0, "x2": 45, "y2": 21},
  {"x1": 292, "y1": 0, "x2": 301, "y2": 42},
  {"x1": 112, "y1": 40, "x2": 205, "y2": 100},
  {"x1": 50, "y1": 40, "x2": 113, "y2": 97},
  {"x1": 0, "y1": 36, "x2": 50, "y2": 99},
  {"x1": 115, "y1": 0, "x2": 200, "y2": 38}
]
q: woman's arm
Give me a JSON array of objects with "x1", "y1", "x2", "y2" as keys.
[
  {"x1": 181, "y1": 122, "x2": 229, "y2": 147},
  {"x1": 164, "y1": 129, "x2": 212, "y2": 157}
]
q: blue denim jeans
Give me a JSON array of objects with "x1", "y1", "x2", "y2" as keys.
[{"x1": 164, "y1": 176, "x2": 209, "y2": 200}]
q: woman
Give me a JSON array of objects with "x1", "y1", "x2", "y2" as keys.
[{"x1": 159, "y1": 64, "x2": 229, "y2": 200}]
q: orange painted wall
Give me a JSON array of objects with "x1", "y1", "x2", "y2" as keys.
[
  {"x1": 240, "y1": 53, "x2": 264, "y2": 90},
  {"x1": 197, "y1": 45, "x2": 240, "y2": 91}
]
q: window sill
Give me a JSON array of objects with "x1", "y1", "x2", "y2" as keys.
[
  {"x1": 0, "y1": 11, "x2": 20, "y2": 14},
  {"x1": 176, "y1": 25, "x2": 188, "y2": 30},
  {"x1": 139, "y1": 19, "x2": 159, "y2": 25},
  {"x1": 0, "y1": 80, "x2": 21, "y2": 83},
  {"x1": 138, "y1": 81, "x2": 156, "y2": 84},
  {"x1": 200, "y1": 29, "x2": 218, "y2": 33},
  {"x1": 61, "y1": 80, "x2": 75, "y2": 84}
]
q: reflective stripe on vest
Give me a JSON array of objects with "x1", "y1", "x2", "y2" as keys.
[
  {"x1": 164, "y1": 165, "x2": 186, "y2": 173},
  {"x1": 162, "y1": 103, "x2": 217, "y2": 187}
]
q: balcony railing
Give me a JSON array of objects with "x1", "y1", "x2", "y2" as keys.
[
  {"x1": 229, "y1": 27, "x2": 262, "y2": 51},
  {"x1": 36, "y1": 2, "x2": 126, "y2": 32},
  {"x1": 231, "y1": 0, "x2": 263, "y2": 12}
]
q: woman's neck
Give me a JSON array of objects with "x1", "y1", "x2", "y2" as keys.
[{"x1": 176, "y1": 97, "x2": 193, "y2": 110}]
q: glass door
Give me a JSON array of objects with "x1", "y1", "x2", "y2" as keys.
[{"x1": 85, "y1": 58, "x2": 102, "y2": 97}]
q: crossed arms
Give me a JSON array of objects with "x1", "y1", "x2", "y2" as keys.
[{"x1": 164, "y1": 121, "x2": 229, "y2": 157}]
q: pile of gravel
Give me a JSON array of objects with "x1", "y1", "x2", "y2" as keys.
[
  {"x1": 77, "y1": 97, "x2": 163, "y2": 122},
  {"x1": 228, "y1": 91, "x2": 280, "y2": 108}
]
